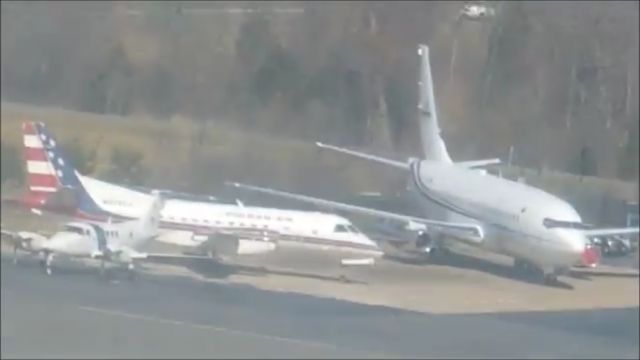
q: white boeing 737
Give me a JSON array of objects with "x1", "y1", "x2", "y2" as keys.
[{"x1": 228, "y1": 44, "x2": 639, "y2": 285}]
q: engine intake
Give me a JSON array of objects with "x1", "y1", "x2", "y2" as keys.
[{"x1": 415, "y1": 231, "x2": 435, "y2": 252}]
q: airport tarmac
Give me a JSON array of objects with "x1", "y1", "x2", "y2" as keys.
[
  {"x1": 138, "y1": 239, "x2": 640, "y2": 315},
  {"x1": 2, "y1": 205, "x2": 639, "y2": 316},
  {"x1": 2, "y1": 256, "x2": 639, "y2": 359},
  {"x1": 2, "y1": 207, "x2": 639, "y2": 357}
]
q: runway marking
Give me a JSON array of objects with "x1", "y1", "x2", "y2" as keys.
[{"x1": 77, "y1": 305, "x2": 387, "y2": 356}]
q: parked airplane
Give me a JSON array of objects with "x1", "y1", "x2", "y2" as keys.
[
  {"x1": 228, "y1": 44, "x2": 639, "y2": 285},
  {"x1": 6, "y1": 121, "x2": 382, "y2": 261},
  {"x1": 2, "y1": 192, "x2": 164, "y2": 278}
]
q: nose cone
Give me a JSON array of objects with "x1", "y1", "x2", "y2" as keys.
[
  {"x1": 567, "y1": 233, "x2": 588, "y2": 254},
  {"x1": 45, "y1": 232, "x2": 81, "y2": 252},
  {"x1": 44, "y1": 233, "x2": 69, "y2": 252},
  {"x1": 361, "y1": 235, "x2": 382, "y2": 250},
  {"x1": 559, "y1": 230, "x2": 598, "y2": 266}
]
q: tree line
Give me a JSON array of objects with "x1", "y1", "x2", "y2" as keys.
[{"x1": 1, "y1": 1, "x2": 637, "y2": 181}]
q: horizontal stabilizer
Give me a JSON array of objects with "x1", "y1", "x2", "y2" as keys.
[{"x1": 456, "y1": 158, "x2": 501, "y2": 168}]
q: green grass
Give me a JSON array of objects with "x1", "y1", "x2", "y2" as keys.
[
  {"x1": 0, "y1": 102, "x2": 393, "y2": 196},
  {"x1": 2, "y1": 101, "x2": 636, "y2": 206}
]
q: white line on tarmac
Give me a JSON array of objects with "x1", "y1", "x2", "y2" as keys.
[{"x1": 78, "y1": 305, "x2": 391, "y2": 356}]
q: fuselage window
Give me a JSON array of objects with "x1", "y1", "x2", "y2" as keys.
[
  {"x1": 543, "y1": 218, "x2": 590, "y2": 230},
  {"x1": 346, "y1": 225, "x2": 361, "y2": 234}
]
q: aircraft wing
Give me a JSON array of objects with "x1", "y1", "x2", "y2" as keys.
[
  {"x1": 227, "y1": 182, "x2": 484, "y2": 242},
  {"x1": 316, "y1": 142, "x2": 410, "y2": 169},
  {"x1": 316, "y1": 142, "x2": 500, "y2": 170},
  {"x1": 1, "y1": 227, "x2": 49, "y2": 251},
  {"x1": 581, "y1": 227, "x2": 639, "y2": 238},
  {"x1": 455, "y1": 158, "x2": 501, "y2": 168}
]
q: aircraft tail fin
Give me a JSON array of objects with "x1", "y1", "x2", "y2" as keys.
[
  {"x1": 137, "y1": 191, "x2": 165, "y2": 237},
  {"x1": 22, "y1": 121, "x2": 64, "y2": 194},
  {"x1": 417, "y1": 44, "x2": 453, "y2": 164},
  {"x1": 23, "y1": 121, "x2": 82, "y2": 190},
  {"x1": 22, "y1": 121, "x2": 114, "y2": 216}
]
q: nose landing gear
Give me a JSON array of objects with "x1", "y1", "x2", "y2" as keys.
[{"x1": 513, "y1": 258, "x2": 561, "y2": 286}]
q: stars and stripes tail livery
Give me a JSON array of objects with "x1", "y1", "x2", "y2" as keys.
[
  {"x1": 2, "y1": 121, "x2": 72, "y2": 211},
  {"x1": 16, "y1": 121, "x2": 106, "y2": 217},
  {"x1": 22, "y1": 121, "x2": 64, "y2": 194}
]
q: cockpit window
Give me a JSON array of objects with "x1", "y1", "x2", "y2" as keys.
[
  {"x1": 543, "y1": 218, "x2": 591, "y2": 230},
  {"x1": 63, "y1": 225, "x2": 85, "y2": 235},
  {"x1": 346, "y1": 225, "x2": 361, "y2": 234},
  {"x1": 334, "y1": 224, "x2": 349, "y2": 233}
]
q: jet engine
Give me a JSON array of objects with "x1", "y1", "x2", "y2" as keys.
[
  {"x1": 413, "y1": 230, "x2": 451, "y2": 261},
  {"x1": 415, "y1": 230, "x2": 437, "y2": 254}
]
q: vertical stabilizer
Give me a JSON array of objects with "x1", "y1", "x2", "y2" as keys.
[
  {"x1": 417, "y1": 45, "x2": 453, "y2": 163},
  {"x1": 22, "y1": 122, "x2": 63, "y2": 194},
  {"x1": 136, "y1": 191, "x2": 165, "y2": 239}
]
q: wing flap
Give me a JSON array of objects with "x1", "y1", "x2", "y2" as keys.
[{"x1": 456, "y1": 158, "x2": 501, "y2": 168}]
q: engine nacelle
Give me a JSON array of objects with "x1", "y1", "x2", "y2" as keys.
[
  {"x1": 15, "y1": 231, "x2": 48, "y2": 252},
  {"x1": 415, "y1": 231, "x2": 436, "y2": 253}
]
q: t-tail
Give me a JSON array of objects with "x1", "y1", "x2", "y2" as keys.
[{"x1": 417, "y1": 44, "x2": 453, "y2": 164}]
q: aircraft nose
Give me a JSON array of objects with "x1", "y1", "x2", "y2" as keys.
[{"x1": 559, "y1": 230, "x2": 588, "y2": 256}]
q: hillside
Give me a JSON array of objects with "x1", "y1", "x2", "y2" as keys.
[{"x1": 1, "y1": 1, "x2": 638, "y2": 181}]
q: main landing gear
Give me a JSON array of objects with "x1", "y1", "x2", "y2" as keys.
[
  {"x1": 513, "y1": 258, "x2": 560, "y2": 286},
  {"x1": 38, "y1": 251, "x2": 54, "y2": 275},
  {"x1": 126, "y1": 262, "x2": 137, "y2": 281}
]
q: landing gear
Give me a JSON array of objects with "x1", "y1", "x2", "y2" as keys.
[
  {"x1": 513, "y1": 258, "x2": 560, "y2": 286},
  {"x1": 416, "y1": 232, "x2": 448, "y2": 263},
  {"x1": 543, "y1": 272, "x2": 559, "y2": 285},
  {"x1": 12, "y1": 244, "x2": 19, "y2": 265},
  {"x1": 126, "y1": 262, "x2": 137, "y2": 281},
  {"x1": 99, "y1": 257, "x2": 107, "y2": 278},
  {"x1": 44, "y1": 252, "x2": 54, "y2": 275}
]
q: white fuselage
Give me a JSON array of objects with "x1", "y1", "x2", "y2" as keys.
[
  {"x1": 76, "y1": 175, "x2": 382, "y2": 256},
  {"x1": 410, "y1": 160, "x2": 586, "y2": 270},
  {"x1": 44, "y1": 220, "x2": 151, "y2": 259}
]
